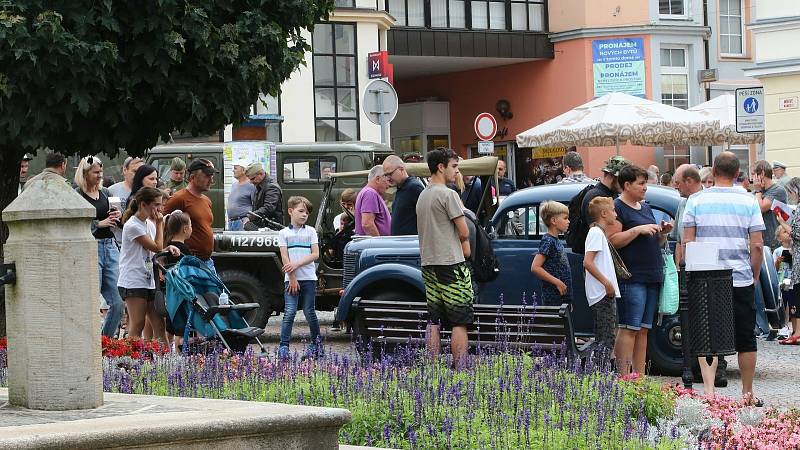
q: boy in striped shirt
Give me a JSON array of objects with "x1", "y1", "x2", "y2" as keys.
[
  {"x1": 277, "y1": 196, "x2": 321, "y2": 359},
  {"x1": 682, "y1": 151, "x2": 765, "y2": 402}
]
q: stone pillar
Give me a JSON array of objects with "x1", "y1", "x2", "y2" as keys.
[{"x1": 2, "y1": 178, "x2": 102, "y2": 410}]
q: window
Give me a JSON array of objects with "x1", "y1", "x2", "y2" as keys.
[
  {"x1": 729, "y1": 146, "x2": 750, "y2": 175},
  {"x1": 720, "y1": 0, "x2": 744, "y2": 55},
  {"x1": 255, "y1": 94, "x2": 281, "y2": 142},
  {"x1": 663, "y1": 145, "x2": 690, "y2": 173},
  {"x1": 282, "y1": 157, "x2": 337, "y2": 183},
  {"x1": 431, "y1": 0, "x2": 466, "y2": 28},
  {"x1": 659, "y1": 0, "x2": 686, "y2": 17},
  {"x1": 511, "y1": 1, "x2": 545, "y2": 31},
  {"x1": 334, "y1": 0, "x2": 355, "y2": 6},
  {"x1": 388, "y1": 0, "x2": 425, "y2": 27},
  {"x1": 387, "y1": 0, "x2": 546, "y2": 31},
  {"x1": 392, "y1": 136, "x2": 422, "y2": 153},
  {"x1": 427, "y1": 135, "x2": 450, "y2": 151},
  {"x1": 499, "y1": 206, "x2": 539, "y2": 238},
  {"x1": 470, "y1": 1, "x2": 506, "y2": 30},
  {"x1": 660, "y1": 48, "x2": 689, "y2": 109},
  {"x1": 313, "y1": 23, "x2": 358, "y2": 142}
]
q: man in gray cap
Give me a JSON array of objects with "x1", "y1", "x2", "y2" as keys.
[
  {"x1": 165, "y1": 157, "x2": 188, "y2": 194},
  {"x1": 773, "y1": 161, "x2": 790, "y2": 188},
  {"x1": 227, "y1": 158, "x2": 255, "y2": 230},
  {"x1": 244, "y1": 162, "x2": 283, "y2": 227}
]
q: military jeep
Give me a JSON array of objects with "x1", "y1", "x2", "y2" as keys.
[{"x1": 146, "y1": 141, "x2": 393, "y2": 328}]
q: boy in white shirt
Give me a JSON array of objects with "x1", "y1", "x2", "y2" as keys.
[
  {"x1": 583, "y1": 197, "x2": 622, "y2": 357},
  {"x1": 277, "y1": 196, "x2": 321, "y2": 359}
]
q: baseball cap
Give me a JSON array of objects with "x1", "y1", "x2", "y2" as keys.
[
  {"x1": 245, "y1": 162, "x2": 265, "y2": 178},
  {"x1": 187, "y1": 158, "x2": 219, "y2": 175},
  {"x1": 233, "y1": 157, "x2": 250, "y2": 168},
  {"x1": 601, "y1": 156, "x2": 630, "y2": 177},
  {"x1": 772, "y1": 160, "x2": 787, "y2": 169},
  {"x1": 170, "y1": 157, "x2": 186, "y2": 171},
  {"x1": 21, "y1": 153, "x2": 34, "y2": 161}
]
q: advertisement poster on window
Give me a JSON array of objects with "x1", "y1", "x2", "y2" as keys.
[
  {"x1": 516, "y1": 146, "x2": 567, "y2": 187},
  {"x1": 222, "y1": 141, "x2": 277, "y2": 210},
  {"x1": 592, "y1": 38, "x2": 646, "y2": 98}
]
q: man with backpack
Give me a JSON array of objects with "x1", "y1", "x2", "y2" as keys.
[
  {"x1": 417, "y1": 148, "x2": 474, "y2": 368},
  {"x1": 566, "y1": 156, "x2": 629, "y2": 254}
]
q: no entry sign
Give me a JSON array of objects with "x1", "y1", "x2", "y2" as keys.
[{"x1": 474, "y1": 112, "x2": 497, "y2": 141}]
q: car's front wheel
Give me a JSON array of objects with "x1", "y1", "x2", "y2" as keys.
[{"x1": 647, "y1": 314, "x2": 684, "y2": 376}]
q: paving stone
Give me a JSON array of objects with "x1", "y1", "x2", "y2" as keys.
[{"x1": 652, "y1": 338, "x2": 800, "y2": 409}]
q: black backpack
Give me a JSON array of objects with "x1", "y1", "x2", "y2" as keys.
[
  {"x1": 464, "y1": 213, "x2": 499, "y2": 282},
  {"x1": 565, "y1": 184, "x2": 596, "y2": 254}
]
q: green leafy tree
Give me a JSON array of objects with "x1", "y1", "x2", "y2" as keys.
[{"x1": 0, "y1": 0, "x2": 334, "y2": 334}]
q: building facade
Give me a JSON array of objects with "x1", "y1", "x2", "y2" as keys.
[
  {"x1": 744, "y1": 1, "x2": 800, "y2": 174},
  {"x1": 226, "y1": 1, "x2": 394, "y2": 145},
  {"x1": 227, "y1": 1, "x2": 765, "y2": 183}
]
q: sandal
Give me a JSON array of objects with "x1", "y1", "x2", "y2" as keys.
[
  {"x1": 779, "y1": 335, "x2": 800, "y2": 345},
  {"x1": 743, "y1": 395, "x2": 765, "y2": 407}
]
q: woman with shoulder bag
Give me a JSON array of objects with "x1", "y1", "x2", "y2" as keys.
[
  {"x1": 75, "y1": 156, "x2": 125, "y2": 338},
  {"x1": 609, "y1": 165, "x2": 673, "y2": 375}
]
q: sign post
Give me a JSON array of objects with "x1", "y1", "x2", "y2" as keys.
[
  {"x1": 735, "y1": 87, "x2": 765, "y2": 133},
  {"x1": 363, "y1": 79, "x2": 399, "y2": 145}
]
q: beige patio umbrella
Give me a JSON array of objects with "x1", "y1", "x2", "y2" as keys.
[
  {"x1": 688, "y1": 93, "x2": 764, "y2": 147},
  {"x1": 516, "y1": 92, "x2": 720, "y2": 153}
]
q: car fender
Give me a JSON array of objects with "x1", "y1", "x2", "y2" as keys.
[{"x1": 335, "y1": 263, "x2": 424, "y2": 321}]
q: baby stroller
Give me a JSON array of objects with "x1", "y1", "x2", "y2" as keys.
[{"x1": 156, "y1": 252, "x2": 268, "y2": 353}]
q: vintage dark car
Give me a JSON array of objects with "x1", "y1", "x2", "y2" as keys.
[{"x1": 337, "y1": 181, "x2": 782, "y2": 375}]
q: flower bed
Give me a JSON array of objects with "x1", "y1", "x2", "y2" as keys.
[
  {"x1": 96, "y1": 346, "x2": 683, "y2": 449},
  {"x1": 660, "y1": 384, "x2": 800, "y2": 449},
  {"x1": 2, "y1": 338, "x2": 799, "y2": 448},
  {"x1": 101, "y1": 336, "x2": 170, "y2": 359}
]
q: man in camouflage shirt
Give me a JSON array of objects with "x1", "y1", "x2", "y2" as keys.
[{"x1": 165, "y1": 157, "x2": 188, "y2": 194}]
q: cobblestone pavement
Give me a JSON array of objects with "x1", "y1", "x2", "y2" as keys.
[
  {"x1": 262, "y1": 312, "x2": 799, "y2": 409},
  {"x1": 651, "y1": 337, "x2": 800, "y2": 410}
]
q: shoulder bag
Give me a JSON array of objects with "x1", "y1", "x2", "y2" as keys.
[{"x1": 596, "y1": 226, "x2": 631, "y2": 280}]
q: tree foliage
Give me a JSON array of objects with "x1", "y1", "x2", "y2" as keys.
[
  {"x1": 0, "y1": 0, "x2": 334, "y2": 336},
  {"x1": 0, "y1": 0, "x2": 334, "y2": 156}
]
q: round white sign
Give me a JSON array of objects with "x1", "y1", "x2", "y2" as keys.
[{"x1": 474, "y1": 112, "x2": 497, "y2": 141}]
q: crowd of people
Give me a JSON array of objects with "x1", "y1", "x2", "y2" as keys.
[
  {"x1": 17, "y1": 148, "x2": 799, "y2": 384},
  {"x1": 531, "y1": 150, "x2": 798, "y2": 406},
  {"x1": 19, "y1": 153, "x2": 220, "y2": 349}
]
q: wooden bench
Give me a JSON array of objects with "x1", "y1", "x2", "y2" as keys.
[{"x1": 351, "y1": 298, "x2": 594, "y2": 358}]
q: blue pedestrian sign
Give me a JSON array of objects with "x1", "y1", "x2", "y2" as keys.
[
  {"x1": 735, "y1": 87, "x2": 764, "y2": 133},
  {"x1": 743, "y1": 97, "x2": 759, "y2": 114}
]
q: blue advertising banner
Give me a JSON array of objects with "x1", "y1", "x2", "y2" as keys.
[{"x1": 592, "y1": 38, "x2": 646, "y2": 98}]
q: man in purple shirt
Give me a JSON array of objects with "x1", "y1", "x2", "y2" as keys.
[{"x1": 355, "y1": 165, "x2": 392, "y2": 236}]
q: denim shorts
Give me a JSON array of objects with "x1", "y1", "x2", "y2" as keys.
[
  {"x1": 118, "y1": 287, "x2": 156, "y2": 302},
  {"x1": 617, "y1": 282, "x2": 661, "y2": 330}
]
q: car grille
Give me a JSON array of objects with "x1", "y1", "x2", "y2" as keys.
[{"x1": 343, "y1": 251, "x2": 357, "y2": 289}]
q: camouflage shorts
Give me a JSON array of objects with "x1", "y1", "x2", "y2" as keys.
[{"x1": 422, "y1": 262, "x2": 474, "y2": 327}]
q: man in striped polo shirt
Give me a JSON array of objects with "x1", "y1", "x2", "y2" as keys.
[{"x1": 682, "y1": 151, "x2": 765, "y2": 402}]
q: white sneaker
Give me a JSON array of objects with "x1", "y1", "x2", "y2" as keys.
[{"x1": 778, "y1": 326, "x2": 791, "y2": 339}]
